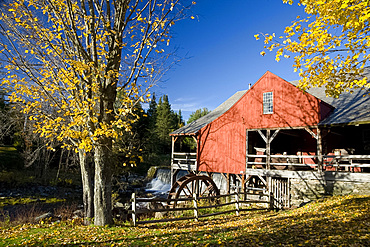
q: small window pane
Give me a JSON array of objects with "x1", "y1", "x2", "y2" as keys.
[{"x1": 263, "y1": 92, "x2": 273, "y2": 114}]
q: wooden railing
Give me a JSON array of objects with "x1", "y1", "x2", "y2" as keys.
[
  {"x1": 130, "y1": 188, "x2": 273, "y2": 226},
  {"x1": 171, "y1": 152, "x2": 197, "y2": 171},
  {"x1": 246, "y1": 154, "x2": 370, "y2": 172}
]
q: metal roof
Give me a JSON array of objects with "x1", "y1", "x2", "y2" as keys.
[
  {"x1": 289, "y1": 80, "x2": 370, "y2": 126},
  {"x1": 171, "y1": 77, "x2": 370, "y2": 136},
  {"x1": 170, "y1": 90, "x2": 247, "y2": 136}
]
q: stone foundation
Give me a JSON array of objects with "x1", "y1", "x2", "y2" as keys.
[{"x1": 290, "y1": 177, "x2": 370, "y2": 207}]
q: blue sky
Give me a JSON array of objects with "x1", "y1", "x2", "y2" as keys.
[{"x1": 152, "y1": 0, "x2": 306, "y2": 122}]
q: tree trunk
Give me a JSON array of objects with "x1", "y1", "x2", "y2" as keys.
[
  {"x1": 79, "y1": 149, "x2": 94, "y2": 224},
  {"x1": 93, "y1": 141, "x2": 113, "y2": 226}
]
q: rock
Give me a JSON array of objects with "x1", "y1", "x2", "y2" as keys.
[
  {"x1": 114, "y1": 202, "x2": 124, "y2": 208},
  {"x1": 73, "y1": 209, "x2": 84, "y2": 218},
  {"x1": 146, "y1": 166, "x2": 158, "y2": 180},
  {"x1": 147, "y1": 201, "x2": 167, "y2": 219},
  {"x1": 113, "y1": 202, "x2": 131, "y2": 221},
  {"x1": 35, "y1": 212, "x2": 53, "y2": 222}
]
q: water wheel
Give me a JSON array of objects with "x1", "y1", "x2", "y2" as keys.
[{"x1": 167, "y1": 173, "x2": 220, "y2": 207}]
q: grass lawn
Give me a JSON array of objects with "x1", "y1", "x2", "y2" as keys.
[{"x1": 1, "y1": 194, "x2": 369, "y2": 246}]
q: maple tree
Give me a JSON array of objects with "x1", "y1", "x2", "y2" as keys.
[
  {"x1": 257, "y1": 0, "x2": 370, "y2": 97},
  {"x1": 0, "y1": 0, "x2": 193, "y2": 225}
]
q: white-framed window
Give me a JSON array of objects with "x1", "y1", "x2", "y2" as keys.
[{"x1": 263, "y1": 92, "x2": 273, "y2": 114}]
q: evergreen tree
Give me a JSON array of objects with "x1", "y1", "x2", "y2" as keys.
[
  {"x1": 155, "y1": 95, "x2": 174, "y2": 153},
  {"x1": 174, "y1": 110, "x2": 185, "y2": 129},
  {"x1": 187, "y1": 108, "x2": 210, "y2": 124},
  {"x1": 147, "y1": 94, "x2": 157, "y2": 120},
  {"x1": 145, "y1": 94, "x2": 159, "y2": 155}
]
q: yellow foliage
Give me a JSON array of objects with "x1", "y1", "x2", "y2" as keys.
[
  {"x1": 260, "y1": 0, "x2": 370, "y2": 97},
  {"x1": 0, "y1": 0, "x2": 186, "y2": 156}
]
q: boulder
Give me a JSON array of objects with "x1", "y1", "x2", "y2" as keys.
[
  {"x1": 147, "y1": 201, "x2": 167, "y2": 219},
  {"x1": 34, "y1": 212, "x2": 53, "y2": 222}
]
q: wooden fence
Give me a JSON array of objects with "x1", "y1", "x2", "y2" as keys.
[
  {"x1": 247, "y1": 153, "x2": 370, "y2": 171},
  {"x1": 171, "y1": 152, "x2": 197, "y2": 171},
  {"x1": 130, "y1": 188, "x2": 273, "y2": 226}
]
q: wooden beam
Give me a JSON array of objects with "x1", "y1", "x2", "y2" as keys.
[
  {"x1": 269, "y1": 129, "x2": 280, "y2": 142},
  {"x1": 245, "y1": 175, "x2": 253, "y2": 184},
  {"x1": 246, "y1": 130, "x2": 249, "y2": 170},
  {"x1": 245, "y1": 169, "x2": 370, "y2": 182},
  {"x1": 242, "y1": 174, "x2": 245, "y2": 200},
  {"x1": 317, "y1": 127, "x2": 323, "y2": 171},
  {"x1": 171, "y1": 136, "x2": 175, "y2": 185},
  {"x1": 226, "y1": 173, "x2": 230, "y2": 194},
  {"x1": 305, "y1": 127, "x2": 318, "y2": 140},
  {"x1": 258, "y1": 175, "x2": 267, "y2": 187},
  {"x1": 257, "y1": 130, "x2": 267, "y2": 143},
  {"x1": 235, "y1": 174, "x2": 243, "y2": 183},
  {"x1": 266, "y1": 130, "x2": 271, "y2": 170}
]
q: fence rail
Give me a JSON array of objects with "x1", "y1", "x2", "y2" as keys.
[
  {"x1": 247, "y1": 154, "x2": 370, "y2": 171},
  {"x1": 172, "y1": 152, "x2": 197, "y2": 171},
  {"x1": 130, "y1": 189, "x2": 273, "y2": 226}
]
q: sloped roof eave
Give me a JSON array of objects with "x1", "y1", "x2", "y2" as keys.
[{"x1": 170, "y1": 90, "x2": 248, "y2": 136}]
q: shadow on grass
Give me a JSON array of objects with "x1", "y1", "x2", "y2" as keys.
[
  {"x1": 1, "y1": 196, "x2": 368, "y2": 246},
  {"x1": 80, "y1": 196, "x2": 370, "y2": 246}
]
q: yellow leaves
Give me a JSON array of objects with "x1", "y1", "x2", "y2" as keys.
[
  {"x1": 264, "y1": 33, "x2": 275, "y2": 44},
  {"x1": 0, "y1": 0, "x2": 178, "y2": 157},
  {"x1": 254, "y1": 34, "x2": 260, "y2": 40},
  {"x1": 275, "y1": 48, "x2": 284, "y2": 62},
  {"x1": 257, "y1": 0, "x2": 370, "y2": 96},
  {"x1": 2, "y1": 195, "x2": 369, "y2": 245}
]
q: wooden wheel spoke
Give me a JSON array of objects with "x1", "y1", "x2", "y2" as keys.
[
  {"x1": 200, "y1": 184, "x2": 213, "y2": 196},
  {"x1": 168, "y1": 174, "x2": 220, "y2": 208},
  {"x1": 183, "y1": 184, "x2": 192, "y2": 197}
]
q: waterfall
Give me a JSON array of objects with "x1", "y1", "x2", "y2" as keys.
[
  {"x1": 156, "y1": 168, "x2": 171, "y2": 184},
  {"x1": 211, "y1": 173, "x2": 228, "y2": 194},
  {"x1": 146, "y1": 168, "x2": 171, "y2": 195},
  {"x1": 146, "y1": 168, "x2": 193, "y2": 196}
]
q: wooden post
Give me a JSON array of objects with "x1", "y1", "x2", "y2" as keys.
[
  {"x1": 287, "y1": 178, "x2": 291, "y2": 208},
  {"x1": 226, "y1": 173, "x2": 230, "y2": 194},
  {"x1": 226, "y1": 173, "x2": 230, "y2": 203},
  {"x1": 131, "y1": 193, "x2": 137, "y2": 226},
  {"x1": 246, "y1": 129, "x2": 249, "y2": 170},
  {"x1": 196, "y1": 134, "x2": 200, "y2": 170},
  {"x1": 269, "y1": 191, "x2": 274, "y2": 210},
  {"x1": 317, "y1": 127, "x2": 323, "y2": 171},
  {"x1": 193, "y1": 193, "x2": 198, "y2": 222},
  {"x1": 266, "y1": 130, "x2": 271, "y2": 170},
  {"x1": 241, "y1": 174, "x2": 246, "y2": 201},
  {"x1": 267, "y1": 176, "x2": 272, "y2": 202},
  {"x1": 235, "y1": 189, "x2": 240, "y2": 216},
  {"x1": 305, "y1": 127, "x2": 323, "y2": 171},
  {"x1": 171, "y1": 136, "x2": 175, "y2": 186}
]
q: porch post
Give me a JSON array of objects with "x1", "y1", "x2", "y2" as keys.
[
  {"x1": 246, "y1": 129, "x2": 249, "y2": 170},
  {"x1": 171, "y1": 136, "x2": 175, "y2": 186},
  {"x1": 196, "y1": 134, "x2": 200, "y2": 171},
  {"x1": 317, "y1": 127, "x2": 323, "y2": 171},
  {"x1": 266, "y1": 130, "x2": 271, "y2": 170}
]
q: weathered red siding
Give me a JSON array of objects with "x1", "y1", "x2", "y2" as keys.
[{"x1": 197, "y1": 71, "x2": 333, "y2": 174}]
